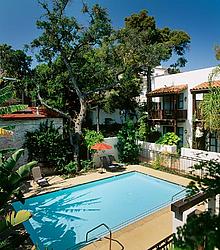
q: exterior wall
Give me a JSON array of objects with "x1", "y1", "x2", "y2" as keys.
[
  {"x1": 181, "y1": 147, "x2": 220, "y2": 162},
  {"x1": 93, "y1": 137, "x2": 119, "y2": 167},
  {"x1": 0, "y1": 118, "x2": 63, "y2": 165},
  {"x1": 150, "y1": 66, "x2": 220, "y2": 148},
  {"x1": 89, "y1": 109, "x2": 124, "y2": 125}
]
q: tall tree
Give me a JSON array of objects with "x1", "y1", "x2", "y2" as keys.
[
  {"x1": 30, "y1": 1, "x2": 190, "y2": 167},
  {"x1": 0, "y1": 44, "x2": 32, "y2": 103},
  {"x1": 122, "y1": 10, "x2": 190, "y2": 92},
  {"x1": 30, "y1": 0, "x2": 122, "y2": 166}
]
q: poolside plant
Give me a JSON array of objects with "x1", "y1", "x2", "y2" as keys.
[
  {"x1": 0, "y1": 149, "x2": 37, "y2": 238},
  {"x1": 0, "y1": 149, "x2": 37, "y2": 207},
  {"x1": 156, "y1": 132, "x2": 180, "y2": 146},
  {"x1": 62, "y1": 161, "x2": 78, "y2": 175},
  {"x1": 117, "y1": 119, "x2": 139, "y2": 164}
]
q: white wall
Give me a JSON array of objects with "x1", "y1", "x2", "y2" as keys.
[
  {"x1": 0, "y1": 118, "x2": 63, "y2": 165},
  {"x1": 93, "y1": 137, "x2": 119, "y2": 167},
  {"x1": 150, "y1": 66, "x2": 220, "y2": 148},
  {"x1": 89, "y1": 109, "x2": 124, "y2": 125}
]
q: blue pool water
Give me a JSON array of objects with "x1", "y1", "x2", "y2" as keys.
[{"x1": 13, "y1": 171, "x2": 185, "y2": 250}]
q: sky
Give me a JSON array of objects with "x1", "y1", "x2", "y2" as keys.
[{"x1": 0, "y1": 0, "x2": 220, "y2": 72}]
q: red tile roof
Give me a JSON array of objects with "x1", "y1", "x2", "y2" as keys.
[
  {"x1": 191, "y1": 80, "x2": 220, "y2": 92},
  {"x1": 0, "y1": 107, "x2": 60, "y2": 120},
  {"x1": 147, "y1": 84, "x2": 187, "y2": 97}
]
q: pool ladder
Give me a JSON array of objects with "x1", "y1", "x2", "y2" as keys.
[{"x1": 85, "y1": 223, "x2": 124, "y2": 250}]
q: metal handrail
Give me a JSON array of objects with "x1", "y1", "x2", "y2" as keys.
[
  {"x1": 171, "y1": 188, "x2": 187, "y2": 201},
  {"x1": 85, "y1": 223, "x2": 112, "y2": 250},
  {"x1": 147, "y1": 233, "x2": 174, "y2": 250}
]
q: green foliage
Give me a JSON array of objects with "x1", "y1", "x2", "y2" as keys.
[
  {"x1": 24, "y1": 120, "x2": 72, "y2": 168},
  {"x1": 137, "y1": 114, "x2": 150, "y2": 141},
  {"x1": 0, "y1": 149, "x2": 37, "y2": 238},
  {"x1": 156, "y1": 132, "x2": 180, "y2": 145},
  {"x1": 80, "y1": 160, "x2": 94, "y2": 171},
  {"x1": 0, "y1": 43, "x2": 33, "y2": 101},
  {"x1": 187, "y1": 160, "x2": 220, "y2": 197},
  {"x1": 117, "y1": 120, "x2": 139, "y2": 163},
  {"x1": 62, "y1": 161, "x2": 78, "y2": 175},
  {"x1": 174, "y1": 212, "x2": 220, "y2": 250},
  {"x1": 199, "y1": 87, "x2": 220, "y2": 131},
  {"x1": 0, "y1": 210, "x2": 32, "y2": 232},
  {"x1": 0, "y1": 149, "x2": 37, "y2": 208},
  {"x1": 83, "y1": 129, "x2": 104, "y2": 150}
]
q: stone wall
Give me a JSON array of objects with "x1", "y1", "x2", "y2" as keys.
[{"x1": 0, "y1": 118, "x2": 63, "y2": 165}]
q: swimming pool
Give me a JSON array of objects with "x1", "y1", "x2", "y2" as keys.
[{"x1": 13, "y1": 171, "x2": 185, "y2": 250}]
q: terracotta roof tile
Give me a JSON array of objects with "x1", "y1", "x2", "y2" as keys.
[
  {"x1": 0, "y1": 107, "x2": 61, "y2": 120},
  {"x1": 191, "y1": 80, "x2": 220, "y2": 92},
  {"x1": 147, "y1": 84, "x2": 187, "y2": 97}
]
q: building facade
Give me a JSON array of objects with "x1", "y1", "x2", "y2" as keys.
[{"x1": 146, "y1": 66, "x2": 220, "y2": 151}]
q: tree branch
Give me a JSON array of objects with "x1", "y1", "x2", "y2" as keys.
[
  {"x1": 83, "y1": 68, "x2": 126, "y2": 98},
  {"x1": 37, "y1": 92, "x2": 72, "y2": 121}
]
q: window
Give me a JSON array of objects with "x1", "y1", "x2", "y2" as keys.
[
  {"x1": 163, "y1": 96, "x2": 174, "y2": 110},
  {"x1": 207, "y1": 132, "x2": 220, "y2": 153},
  {"x1": 177, "y1": 93, "x2": 184, "y2": 110},
  {"x1": 177, "y1": 127, "x2": 184, "y2": 148},
  {"x1": 163, "y1": 126, "x2": 174, "y2": 134}
]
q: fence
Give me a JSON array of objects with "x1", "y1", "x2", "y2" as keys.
[{"x1": 139, "y1": 147, "x2": 208, "y2": 177}]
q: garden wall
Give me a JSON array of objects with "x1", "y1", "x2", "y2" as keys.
[
  {"x1": 0, "y1": 118, "x2": 63, "y2": 165},
  {"x1": 180, "y1": 147, "x2": 220, "y2": 174},
  {"x1": 138, "y1": 141, "x2": 177, "y2": 160},
  {"x1": 93, "y1": 137, "x2": 119, "y2": 167}
]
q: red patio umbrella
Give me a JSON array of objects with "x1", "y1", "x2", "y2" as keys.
[{"x1": 91, "y1": 142, "x2": 112, "y2": 150}]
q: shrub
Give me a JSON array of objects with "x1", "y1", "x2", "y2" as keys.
[
  {"x1": 83, "y1": 129, "x2": 104, "y2": 150},
  {"x1": 24, "y1": 120, "x2": 72, "y2": 168},
  {"x1": 156, "y1": 132, "x2": 180, "y2": 145},
  {"x1": 117, "y1": 120, "x2": 139, "y2": 164},
  {"x1": 62, "y1": 161, "x2": 77, "y2": 175}
]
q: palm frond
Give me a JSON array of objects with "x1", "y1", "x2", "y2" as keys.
[{"x1": 0, "y1": 104, "x2": 27, "y2": 115}]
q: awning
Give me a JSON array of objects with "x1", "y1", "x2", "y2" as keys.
[
  {"x1": 190, "y1": 80, "x2": 220, "y2": 93},
  {"x1": 147, "y1": 84, "x2": 187, "y2": 97}
]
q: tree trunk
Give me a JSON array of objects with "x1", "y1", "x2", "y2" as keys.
[
  {"x1": 96, "y1": 104, "x2": 100, "y2": 132},
  {"x1": 146, "y1": 66, "x2": 152, "y2": 117},
  {"x1": 74, "y1": 98, "x2": 87, "y2": 171}
]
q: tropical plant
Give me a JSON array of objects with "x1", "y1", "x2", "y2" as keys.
[
  {"x1": 0, "y1": 149, "x2": 37, "y2": 207},
  {"x1": 24, "y1": 120, "x2": 72, "y2": 169},
  {"x1": 0, "y1": 149, "x2": 37, "y2": 237},
  {"x1": 156, "y1": 132, "x2": 180, "y2": 146},
  {"x1": 117, "y1": 120, "x2": 139, "y2": 163},
  {"x1": 199, "y1": 87, "x2": 220, "y2": 132}
]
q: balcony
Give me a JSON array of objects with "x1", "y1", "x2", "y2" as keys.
[{"x1": 149, "y1": 109, "x2": 187, "y2": 120}]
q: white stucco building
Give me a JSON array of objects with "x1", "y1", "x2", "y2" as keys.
[{"x1": 147, "y1": 66, "x2": 220, "y2": 150}]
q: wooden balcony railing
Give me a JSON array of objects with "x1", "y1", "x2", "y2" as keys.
[{"x1": 149, "y1": 109, "x2": 187, "y2": 120}]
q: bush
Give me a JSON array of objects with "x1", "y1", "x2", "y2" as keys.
[
  {"x1": 156, "y1": 132, "x2": 180, "y2": 145},
  {"x1": 83, "y1": 129, "x2": 104, "y2": 150},
  {"x1": 62, "y1": 161, "x2": 78, "y2": 175},
  {"x1": 147, "y1": 130, "x2": 162, "y2": 143},
  {"x1": 117, "y1": 120, "x2": 139, "y2": 164},
  {"x1": 24, "y1": 120, "x2": 72, "y2": 168}
]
